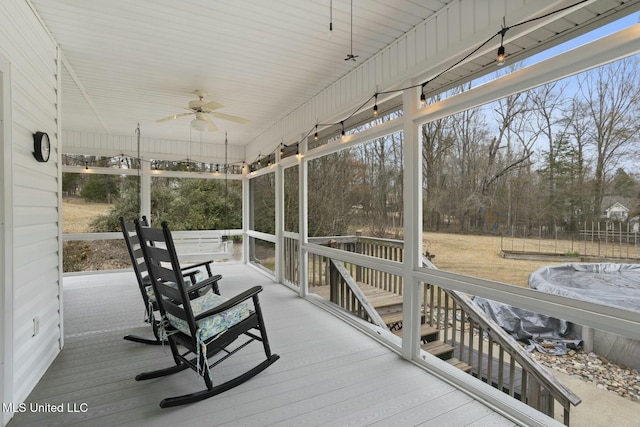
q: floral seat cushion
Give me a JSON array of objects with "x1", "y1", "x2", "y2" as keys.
[{"x1": 166, "y1": 290, "x2": 251, "y2": 342}]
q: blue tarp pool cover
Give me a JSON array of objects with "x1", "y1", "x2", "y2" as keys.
[
  {"x1": 472, "y1": 263, "x2": 640, "y2": 353},
  {"x1": 528, "y1": 263, "x2": 640, "y2": 312}
]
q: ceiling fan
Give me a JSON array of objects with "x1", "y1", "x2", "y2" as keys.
[{"x1": 156, "y1": 90, "x2": 250, "y2": 131}]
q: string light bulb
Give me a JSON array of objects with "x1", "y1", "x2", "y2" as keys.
[
  {"x1": 340, "y1": 121, "x2": 345, "y2": 139},
  {"x1": 496, "y1": 45, "x2": 505, "y2": 66},
  {"x1": 420, "y1": 83, "x2": 426, "y2": 107},
  {"x1": 314, "y1": 125, "x2": 318, "y2": 141},
  {"x1": 373, "y1": 94, "x2": 378, "y2": 117},
  {"x1": 497, "y1": 21, "x2": 508, "y2": 66}
]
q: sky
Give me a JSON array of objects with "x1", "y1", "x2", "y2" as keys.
[{"x1": 528, "y1": 12, "x2": 639, "y2": 63}]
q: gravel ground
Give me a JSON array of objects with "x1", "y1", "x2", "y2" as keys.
[{"x1": 531, "y1": 349, "x2": 640, "y2": 402}]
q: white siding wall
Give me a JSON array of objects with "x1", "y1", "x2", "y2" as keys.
[{"x1": 0, "y1": 0, "x2": 60, "y2": 421}]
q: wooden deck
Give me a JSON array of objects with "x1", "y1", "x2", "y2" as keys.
[{"x1": 8, "y1": 265, "x2": 519, "y2": 427}]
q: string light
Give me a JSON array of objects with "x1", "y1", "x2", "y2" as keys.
[
  {"x1": 328, "y1": 0, "x2": 333, "y2": 39},
  {"x1": 63, "y1": 2, "x2": 587, "y2": 171}
]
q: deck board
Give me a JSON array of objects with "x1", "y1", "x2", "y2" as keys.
[{"x1": 8, "y1": 265, "x2": 518, "y2": 427}]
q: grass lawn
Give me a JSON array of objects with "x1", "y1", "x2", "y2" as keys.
[{"x1": 423, "y1": 232, "x2": 569, "y2": 287}]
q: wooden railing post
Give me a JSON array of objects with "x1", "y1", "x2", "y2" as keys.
[
  {"x1": 355, "y1": 231, "x2": 363, "y2": 282},
  {"x1": 328, "y1": 239, "x2": 338, "y2": 304}
]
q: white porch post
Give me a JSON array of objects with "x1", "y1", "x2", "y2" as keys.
[
  {"x1": 140, "y1": 159, "x2": 151, "y2": 222},
  {"x1": 242, "y1": 171, "x2": 250, "y2": 264},
  {"x1": 275, "y1": 151, "x2": 284, "y2": 283},
  {"x1": 298, "y1": 139, "x2": 308, "y2": 297},
  {"x1": 401, "y1": 84, "x2": 422, "y2": 361}
]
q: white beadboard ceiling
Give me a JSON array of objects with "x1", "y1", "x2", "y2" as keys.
[{"x1": 29, "y1": 0, "x2": 640, "y2": 160}]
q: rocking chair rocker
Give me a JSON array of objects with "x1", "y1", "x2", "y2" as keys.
[
  {"x1": 134, "y1": 220, "x2": 279, "y2": 407},
  {"x1": 119, "y1": 216, "x2": 222, "y2": 345}
]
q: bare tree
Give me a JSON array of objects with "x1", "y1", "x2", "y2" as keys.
[
  {"x1": 577, "y1": 57, "x2": 640, "y2": 218},
  {"x1": 421, "y1": 106, "x2": 454, "y2": 230}
]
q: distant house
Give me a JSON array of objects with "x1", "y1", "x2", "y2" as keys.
[
  {"x1": 603, "y1": 201, "x2": 630, "y2": 221},
  {"x1": 601, "y1": 196, "x2": 636, "y2": 222}
]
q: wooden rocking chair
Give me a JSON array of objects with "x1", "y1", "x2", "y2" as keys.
[
  {"x1": 134, "y1": 220, "x2": 280, "y2": 407},
  {"x1": 119, "y1": 216, "x2": 222, "y2": 345}
]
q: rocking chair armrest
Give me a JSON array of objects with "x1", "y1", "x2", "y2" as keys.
[
  {"x1": 186, "y1": 274, "x2": 222, "y2": 296},
  {"x1": 194, "y1": 286, "x2": 262, "y2": 321},
  {"x1": 181, "y1": 260, "x2": 214, "y2": 276}
]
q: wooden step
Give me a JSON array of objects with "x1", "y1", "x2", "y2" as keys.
[
  {"x1": 446, "y1": 357, "x2": 473, "y2": 373},
  {"x1": 393, "y1": 324, "x2": 440, "y2": 342},
  {"x1": 380, "y1": 311, "x2": 403, "y2": 325},
  {"x1": 421, "y1": 340, "x2": 454, "y2": 360},
  {"x1": 380, "y1": 312, "x2": 426, "y2": 325}
]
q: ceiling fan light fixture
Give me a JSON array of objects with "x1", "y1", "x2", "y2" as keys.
[{"x1": 191, "y1": 118, "x2": 209, "y2": 131}]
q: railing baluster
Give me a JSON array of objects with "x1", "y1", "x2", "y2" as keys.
[
  {"x1": 498, "y1": 347, "x2": 505, "y2": 392},
  {"x1": 477, "y1": 327, "x2": 484, "y2": 382},
  {"x1": 436, "y1": 287, "x2": 442, "y2": 331},
  {"x1": 460, "y1": 313, "x2": 466, "y2": 365},
  {"x1": 443, "y1": 292, "x2": 450, "y2": 344},
  {"x1": 429, "y1": 285, "x2": 435, "y2": 327},
  {"x1": 521, "y1": 369, "x2": 528, "y2": 403},
  {"x1": 487, "y1": 336, "x2": 494, "y2": 385},
  {"x1": 467, "y1": 314, "x2": 474, "y2": 368},
  {"x1": 451, "y1": 301, "x2": 457, "y2": 352},
  {"x1": 509, "y1": 356, "x2": 516, "y2": 397}
]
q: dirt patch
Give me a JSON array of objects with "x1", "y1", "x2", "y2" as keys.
[{"x1": 63, "y1": 240, "x2": 130, "y2": 272}]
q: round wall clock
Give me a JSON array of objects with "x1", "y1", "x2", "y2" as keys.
[{"x1": 33, "y1": 132, "x2": 51, "y2": 162}]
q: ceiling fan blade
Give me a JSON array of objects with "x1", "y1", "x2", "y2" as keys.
[
  {"x1": 201, "y1": 100, "x2": 224, "y2": 112},
  {"x1": 156, "y1": 112, "x2": 193, "y2": 122},
  {"x1": 211, "y1": 112, "x2": 250, "y2": 125},
  {"x1": 203, "y1": 115, "x2": 218, "y2": 131}
]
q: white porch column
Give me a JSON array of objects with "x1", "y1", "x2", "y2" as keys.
[
  {"x1": 140, "y1": 159, "x2": 151, "y2": 222},
  {"x1": 401, "y1": 84, "x2": 422, "y2": 361},
  {"x1": 242, "y1": 170, "x2": 250, "y2": 264},
  {"x1": 298, "y1": 139, "x2": 309, "y2": 297},
  {"x1": 274, "y1": 151, "x2": 284, "y2": 283}
]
